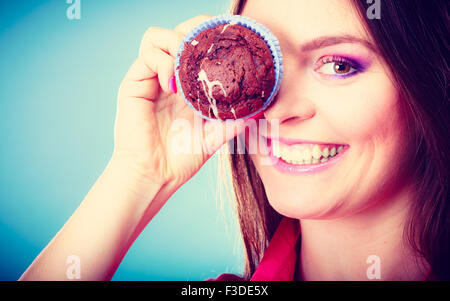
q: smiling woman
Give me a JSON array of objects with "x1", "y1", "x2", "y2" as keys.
[
  {"x1": 226, "y1": 0, "x2": 449, "y2": 280},
  {"x1": 19, "y1": 0, "x2": 449, "y2": 281}
]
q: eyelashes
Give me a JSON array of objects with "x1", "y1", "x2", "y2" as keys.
[{"x1": 314, "y1": 55, "x2": 367, "y2": 79}]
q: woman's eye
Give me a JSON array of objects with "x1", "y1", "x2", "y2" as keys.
[
  {"x1": 333, "y1": 62, "x2": 353, "y2": 74},
  {"x1": 315, "y1": 57, "x2": 362, "y2": 78}
]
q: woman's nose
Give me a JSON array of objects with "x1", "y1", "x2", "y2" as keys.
[{"x1": 263, "y1": 57, "x2": 316, "y2": 125}]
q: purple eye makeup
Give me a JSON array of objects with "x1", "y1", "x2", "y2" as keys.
[{"x1": 314, "y1": 54, "x2": 371, "y2": 79}]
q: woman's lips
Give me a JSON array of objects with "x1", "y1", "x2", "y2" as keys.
[
  {"x1": 261, "y1": 136, "x2": 349, "y2": 174},
  {"x1": 268, "y1": 136, "x2": 344, "y2": 146}
]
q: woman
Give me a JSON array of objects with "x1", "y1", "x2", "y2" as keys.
[{"x1": 20, "y1": 0, "x2": 449, "y2": 280}]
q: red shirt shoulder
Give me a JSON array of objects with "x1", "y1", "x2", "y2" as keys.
[
  {"x1": 206, "y1": 273, "x2": 245, "y2": 281},
  {"x1": 206, "y1": 217, "x2": 301, "y2": 281}
]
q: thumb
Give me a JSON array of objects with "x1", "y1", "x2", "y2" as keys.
[{"x1": 202, "y1": 118, "x2": 253, "y2": 156}]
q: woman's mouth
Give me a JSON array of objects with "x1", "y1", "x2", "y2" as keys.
[{"x1": 263, "y1": 136, "x2": 349, "y2": 174}]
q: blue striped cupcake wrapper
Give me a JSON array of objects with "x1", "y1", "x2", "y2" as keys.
[{"x1": 174, "y1": 14, "x2": 283, "y2": 121}]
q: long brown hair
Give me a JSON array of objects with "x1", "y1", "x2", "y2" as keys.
[{"x1": 224, "y1": 0, "x2": 450, "y2": 280}]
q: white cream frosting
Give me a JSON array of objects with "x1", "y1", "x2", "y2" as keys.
[
  {"x1": 230, "y1": 107, "x2": 237, "y2": 119},
  {"x1": 198, "y1": 69, "x2": 227, "y2": 119}
]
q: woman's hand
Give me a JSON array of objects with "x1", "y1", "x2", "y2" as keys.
[
  {"x1": 113, "y1": 15, "x2": 246, "y2": 191},
  {"x1": 19, "y1": 16, "x2": 248, "y2": 281}
]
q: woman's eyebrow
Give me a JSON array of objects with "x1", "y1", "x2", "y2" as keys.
[{"x1": 300, "y1": 35, "x2": 377, "y2": 52}]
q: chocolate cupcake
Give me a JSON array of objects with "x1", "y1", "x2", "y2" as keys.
[{"x1": 175, "y1": 15, "x2": 283, "y2": 121}]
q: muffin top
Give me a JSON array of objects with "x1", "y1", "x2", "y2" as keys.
[{"x1": 177, "y1": 23, "x2": 276, "y2": 120}]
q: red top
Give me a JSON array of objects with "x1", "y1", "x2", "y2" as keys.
[
  {"x1": 207, "y1": 217, "x2": 300, "y2": 281},
  {"x1": 208, "y1": 217, "x2": 433, "y2": 281}
]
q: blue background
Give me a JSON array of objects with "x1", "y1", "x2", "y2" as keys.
[{"x1": 0, "y1": 0, "x2": 244, "y2": 280}]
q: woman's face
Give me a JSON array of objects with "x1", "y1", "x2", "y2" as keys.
[{"x1": 243, "y1": 0, "x2": 412, "y2": 219}]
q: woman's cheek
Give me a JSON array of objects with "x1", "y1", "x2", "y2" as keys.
[{"x1": 317, "y1": 72, "x2": 400, "y2": 143}]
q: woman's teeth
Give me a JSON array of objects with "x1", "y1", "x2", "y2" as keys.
[{"x1": 272, "y1": 143, "x2": 344, "y2": 165}]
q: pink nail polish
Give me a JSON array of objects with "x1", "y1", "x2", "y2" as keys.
[{"x1": 169, "y1": 76, "x2": 177, "y2": 94}]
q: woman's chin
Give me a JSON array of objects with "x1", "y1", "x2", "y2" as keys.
[{"x1": 266, "y1": 193, "x2": 343, "y2": 220}]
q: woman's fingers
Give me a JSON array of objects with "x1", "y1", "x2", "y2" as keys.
[
  {"x1": 174, "y1": 14, "x2": 212, "y2": 35},
  {"x1": 139, "y1": 27, "x2": 185, "y2": 58},
  {"x1": 121, "y1": 15, "x2": 214, "y2": 101},
  {"x1": 123, "y1": 57, "x2": 157, "y2": 82},
  {"x1": 121, "y1": 48, "x2": 174, "y2": 97},
  {"x1": 118, "y1": 76, "x2": 160, "y2": 101},
  {"x1": 121, "y1": 26, "x2": 184, "y2": 100},
  {"x1": 202, "y1": 119, "x2": 248, "y2": 155},
  {"x1": 139, "y1": 48, "x2": 175, "y2": 93},
  {"x1": 139, "y1": 14, "x2": 214, "y2": 62}
]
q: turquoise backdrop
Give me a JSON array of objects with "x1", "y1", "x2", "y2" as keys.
[{"x1": 0, "y1": 0, "x2": 243, "y2": 280}]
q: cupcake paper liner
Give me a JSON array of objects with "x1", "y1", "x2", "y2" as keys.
[{"x1": 174, "y1": 14, "x2": 283, "y2": 121}]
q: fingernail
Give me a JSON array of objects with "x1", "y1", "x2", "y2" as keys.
[{"x1": 169, "y1": 76, "x2": 177, "y2": 94}]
